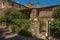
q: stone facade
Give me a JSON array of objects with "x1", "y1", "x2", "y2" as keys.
[
  {"x1": 0, "y1": 0, "x2": 28, "y2": 9},
  {"x1": 0, "y1": 0, "x2": 28, "y2": 28},
  {"x1": 30, "y1": 9, "x2": 38, "y2": 19},
  {"x1": 29, "y1": 21, "x2": 40, "y2": 37},
  {"x1": 0, "y1": 0, "x2": 60, "y2": 40},
  {"x1": 24, "y1": 2, "x2": 35, "y2": 8},
  {"x1": 25, "y1": 5, "x2": 59, "y2": 39}
]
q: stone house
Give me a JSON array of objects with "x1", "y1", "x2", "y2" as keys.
[
  {"x1": 0, "y1": 0, "x2": 29, "y2": 29},
  {"x1": 0, "y1": 0, "x2": 28, "y2": 9},
  {"x1": 22, "y1": 5, "x2": 60, "y2": 39},
  {"x1": 0, "y1": 0, "x2": 60, "y2": 39}
]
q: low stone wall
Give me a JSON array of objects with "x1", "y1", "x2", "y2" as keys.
[
  {"x1": 29, "y1": 21, "x2": 40, "y2": 37},
  {"x1": 28, "y1": 21, "x2": 47, "y2": 39}
]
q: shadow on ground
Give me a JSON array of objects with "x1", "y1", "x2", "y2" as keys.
[
  {"x1": 6, "y1": 35, "x2": 43, "y2": 40},
  {"x1": 0, "y1": 28, "x2": 5, "y2": 40},
  {"x1": 0, "y1": 28, "x2": 43, "y2": 40}
]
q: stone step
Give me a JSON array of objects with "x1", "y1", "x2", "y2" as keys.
[
  {"x1": 0, "y1": 28, "x2": 9, "y2": 32},
  {"x1": 3, "y1": 32, "x2": 13, "y2": 36},
  {"x1": 4, "y1": 33, "x2": 18, "y2": 39}
]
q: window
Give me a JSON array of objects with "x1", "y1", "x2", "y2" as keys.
[
  {"x1": 3, "y1": 2, "x2": 4, "y2": 5},
  {"x1": 26, "y1": 10, "x2": 31, "y2": 19},
  {"x1": 12, "y1": 3, "x2": 14, "y2": 7},
  {"x1": 37, "y1": 9, "x2": 39, "y2": 17},
  {"x1": 9, "y1": 3, "x2": 12, "y2": 7}
]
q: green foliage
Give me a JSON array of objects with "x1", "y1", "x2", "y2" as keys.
[
  {"x1": 37, "y1": 17, "x2": 46, "y2": 32},
  {"x1": 0, "y1": 16, "x2": 5, "y2": 23},
  {"x1": 11, "y1": 8, "x2": 32, "y2": 36},
  {"x1": 12, "y1": 19, "x2": 32, "y2": 33},
  {"x1": 18, "y1": 29, "x2": 32, "y2": 37},
  {"x1": 50, "y1": 19, "x2": 60, "y2": 31},
  {"x1": 50, "y1": 6, "x2": 60, "y2": 37},
  {"x1": 0, "y1": 9, "x2": 13, "y2": 28},
  {"x1": 52, "y1": 6, "x2": 60, "y2": 18},
  {"x1": 11, "y1": 25, "x2": 21, "y2": 33},
  {"x1": 11, "y1": 15, "x2": 32, "y2": 33},
  {"x1": 23, "y1": 20, "x2": 32, "y2": 31},
  {"x1": 0, "y1": 8, "x2": 32, "y2": 36},
  {"x1": 38, "y1": 17, "x2": 46, "y2": 26},
  {"x1": 30, "y1": 17, "x2": 46, "y2": 27},
  {"x1": 50, "y1": 19, "x2": 60, "y2": 37}
]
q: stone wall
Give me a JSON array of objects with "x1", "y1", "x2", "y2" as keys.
[
  {"x1": 29, "y1": 21, "x2": 40, "y2": 37},
  {"x1": 0, "y1": 0, "x2": 28, "y2": 9},
  {"x1": 29, "y1": 8, "x2": 54, "y2": 39},
  {"x1": 24, "y1": 2, "x2": 34, "y2": 8},
  {"x1": 39, "y1": 8, "x2": 53, "y2": 18},
  {"x1": 30, "y1": 9, "x2": 38, "y2": 19}
]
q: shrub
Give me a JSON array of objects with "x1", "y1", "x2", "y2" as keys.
[
  {"x1": 18, "y1": 29, "x2": 32, "y2": 37},
  {"x1": 52, "y1": 6, "x2": 60, "y2": 18},
  {"x1": 50, "y1": 6, "x2": 60, "y2": 38}
]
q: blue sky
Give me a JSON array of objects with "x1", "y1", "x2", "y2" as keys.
[{"x1": 12, "y1": 0, "x2": 60, "y2": 6}]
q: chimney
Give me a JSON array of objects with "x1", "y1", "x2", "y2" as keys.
[
  {"x1": 36, "y1": 2, "x2": 40, "y2": 8},
  {"x1": 16, "y1": 0, "x2": 19, "y2": 3},
  {"x1": 30, "y1": 2, "x2": 34, "y2": 8},
  {"x1": 24, "y1": 2, "x2": 35, "y2": 8}
]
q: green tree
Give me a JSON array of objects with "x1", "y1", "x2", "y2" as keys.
[
  {"x1": 0, "y1": 9, "x2": 12, "y2": 28},
  {"x1": 50, "y1": 6, "x2": 60, "y2": 38},
  {"x1": 52, "y1": 6, "x2": 60, "y2": 18},
  {"x1": 0, "y1": 8, "x2": 32, "y2": 34},
  {"x1": 50, "y1": 19, "x2": 60, "y2": 35}
]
